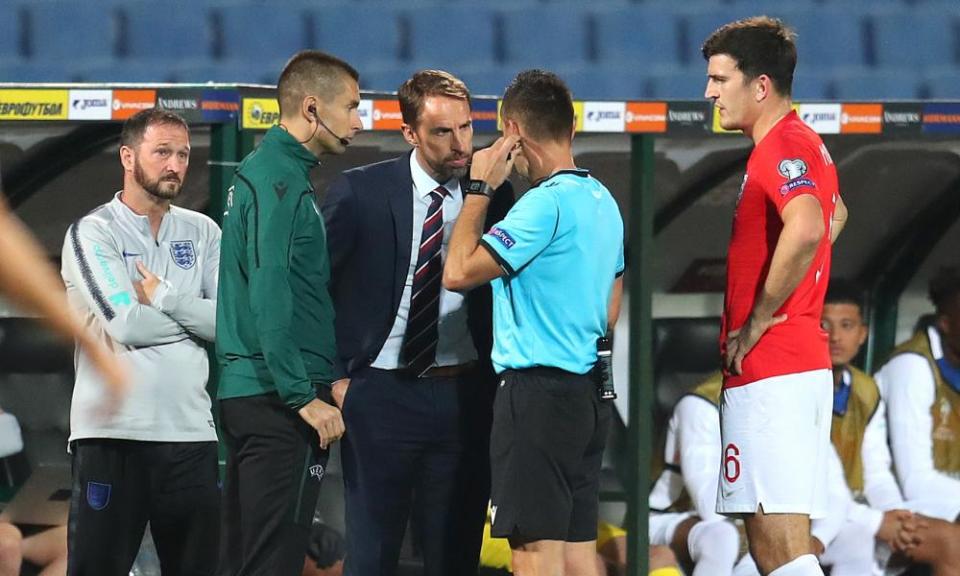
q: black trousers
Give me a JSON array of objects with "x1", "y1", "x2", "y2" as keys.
[
  {"x1": 341, "y1": 366, "x2": 494, "y2": 576},
  {"x1": 67, "y1": 439, "x2": 220, "y2": 576},
  {"x1": 217, "y1": 393, "x2": 329, "y2": 576}
]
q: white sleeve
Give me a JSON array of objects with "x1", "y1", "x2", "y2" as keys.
[
  {"x1": 675, "y1": 396, "x2": 725, "y2": 523},
  {"x1": 881, "y1": 354, "x2": 960, "y2": 502},
  {"x1": 62, "y1": 220, "x2": 187, "y2": 346},
  {"x1": 861, "y1": 398, "x2": 906, "y2": 510},
  {"x1": 846, "y1": 501, "x2": 884, "y2": 540},
  {"x1": 811, "y1": 446, "x2": 852, "y2": 547},
  {"x1": 151, "y1": 221, "x2": 220, "y2": 342}
]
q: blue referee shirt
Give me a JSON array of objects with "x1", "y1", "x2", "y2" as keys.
[{"x1": 479, "y1": 169, "x2": 624, "y2": 375}]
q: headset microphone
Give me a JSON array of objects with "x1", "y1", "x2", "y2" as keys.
[{"x1": 309, "y1": 105, "x2": 351, "y2": 147}]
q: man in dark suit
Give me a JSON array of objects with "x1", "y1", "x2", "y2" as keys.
[{"x1": 321, "y1": 69, "x2": 512, "y2": 576}]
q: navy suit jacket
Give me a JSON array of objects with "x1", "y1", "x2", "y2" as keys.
[{"x1": 321, "y1": 152, "x2": 513, "y2": 381}]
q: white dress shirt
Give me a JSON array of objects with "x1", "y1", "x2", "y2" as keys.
[{"x1": 371, "y1": 150, "x2": 477, "y2": 369}]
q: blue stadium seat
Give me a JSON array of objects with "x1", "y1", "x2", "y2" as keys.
[
  {"x1": 0, "y1": 4, "x2": 23, "y2": 61},
  {"x1": 792, "y1": 67, "x2": 835, "y2": 101},
  {"x1": 312, "y1": 5, "x2": 402, "y2": 69},
  {"x1": 924, "y1": 68, "x2": 960, "y2": 99},
  {"x1": 872, "y1": 6, "x2": 959, "y2": 69},
  {"x1": 77, "y1": 59, "x2": 179, "y2": 83},
  {"x1": 172, "y1": 61, "x2": 274, "y2": 85},
  {"x1": 683, "y1": 6, "x2": 868, "y2": 69},
  {"x1": 457, "y1": 66, "x2": 521, "y2": 99},
  {"x1": 0, "y1": 60, "x2": 80, "y2": 83},
  {"x1": 358, "y1": 66, "x2": 416, "y2": 94},
  {"x1": 404, "y1": 5, "x2": 496, "y2": 70},
  {"x1": 499, "y1": 6, "x2": 592, "y2": 69},
  {"x1": 216, "y1": 4, "x2": 309, "y2": 66},
  {"x1": 563, "y1": 65, "x2": 651, "y2": 101},
  {"x1": 122, "y1": 4, "x2": 214, "y2": 60},
  {"x1": 28, "y1": 1, "x2": 120, "y2": 61},
  {"x1": 832, "y1": 68, "x2": 921, "y2": 100},
  {"x1": 594, "y1": 6, "x2": 681, "y2": 68},
  {"x1": 649, "y1": 68, "x2": 706, "y2": 100}
]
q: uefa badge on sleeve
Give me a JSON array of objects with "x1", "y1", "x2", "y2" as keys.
[{"x1": 170, "y1": 240, "x2": 196, "y2": 270}]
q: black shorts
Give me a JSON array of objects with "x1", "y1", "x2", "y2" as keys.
[{"x1": 488, "y1": 367, "x2": 611, "y2": 543}]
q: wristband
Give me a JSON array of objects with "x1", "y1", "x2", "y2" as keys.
[{"x1": 464, "y1": 179, "x2": 494, "y2": 199}]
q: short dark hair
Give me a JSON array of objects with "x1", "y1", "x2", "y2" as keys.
[
  {"x1": 398, "y1": 69, "x2": 471, "y2": 127},
  {"x1": 929, "y1": 266, "x2": 960, "y2": 313},
  {"x1": 500, "y1": 69, "x2": 574, "y2": 143},
  {"x1": 701, "y1": 16, "x2": 797, "y2": 97},
  {"x1": 825, "y1": 279, "x2": 865, "y2": 315},
  {"x1": 277, "y1": 50, "x2": 359, "y2": 117},
  {"x1": 120, "y1": 108, "x2": 189, "y2": 149}
]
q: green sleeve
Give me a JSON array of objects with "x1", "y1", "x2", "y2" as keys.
[{"x1": 246, "y1": 175, "x2": 316, "y2": 410}]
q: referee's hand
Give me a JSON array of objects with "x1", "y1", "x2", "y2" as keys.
[{"x1": 298, "y1": 398, "x2": 345, "y2": 449}]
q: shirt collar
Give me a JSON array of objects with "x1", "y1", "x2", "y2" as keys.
[
  {"x1": 263, "y1": 125, "x2": 321, "y2": 171},
  {"x1": 410, "y1": 149, "x2": 460, "y2": 200},
  {"x1": 833, "y1": 367, "x2": 853, "y2": 416},
  {"x1": 110, "y1": 191, "x2": 161, "y2": 237},
  {"x1": 928, "y1": 325, "x2": 944, "y2": 360}
]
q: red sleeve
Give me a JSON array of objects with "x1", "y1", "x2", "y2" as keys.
[{"x1": 756, "y1": 142, "x2": 825, "y2": 215}]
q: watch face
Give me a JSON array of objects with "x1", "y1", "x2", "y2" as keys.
[{"x1": 468, "y1": 181, "x2": 482, "y2": 193}]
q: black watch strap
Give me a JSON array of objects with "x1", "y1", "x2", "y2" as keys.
[{"x1": 465, "y1": 179, "x2": 494, "y2": 198}]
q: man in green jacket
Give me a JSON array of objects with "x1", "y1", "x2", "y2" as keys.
[{"x1": 216, "y1": 50, "x2": 362, "y2": 576}]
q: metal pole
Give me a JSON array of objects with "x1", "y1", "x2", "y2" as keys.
[{"x1": 626, "y1": 134, "x2": 655, "y2": 576}]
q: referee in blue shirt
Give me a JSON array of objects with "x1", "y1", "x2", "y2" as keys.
[{"x1": 444, "y1": 69, "x2": 624, "y2": 576}]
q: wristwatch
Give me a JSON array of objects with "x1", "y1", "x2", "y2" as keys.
[{"x1": 464, "y1": 179, "x2": 494, "y2": 199}]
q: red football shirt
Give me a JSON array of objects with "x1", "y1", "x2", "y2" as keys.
[{"x1": 722, "y1": 111, "x2": 839, "y2": 388}]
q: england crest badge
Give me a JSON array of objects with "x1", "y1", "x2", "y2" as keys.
[{"x1": 170, "y1": 240, "x2": 196, "y2": 270}]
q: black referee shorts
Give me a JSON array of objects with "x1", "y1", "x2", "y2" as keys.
[{"x1": 488, "y1": 367, "x2": 611, "y2": 543}]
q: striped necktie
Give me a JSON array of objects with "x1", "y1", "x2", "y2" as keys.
[{"x1": 402, "y1": 186, "x2": 448, "y2": 376}]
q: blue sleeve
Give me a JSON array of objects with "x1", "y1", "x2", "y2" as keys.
[{"x1": 479, "y1": 188, "x2": 559, "y2": 275}]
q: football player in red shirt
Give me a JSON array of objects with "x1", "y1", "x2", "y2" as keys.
[{"x1": 703, "y1": 16, "x2": 848, "y2": 576}]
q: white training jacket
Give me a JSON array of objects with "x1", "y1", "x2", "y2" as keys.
[
  {"x1": 875, "y1": 326, "x2": 960, "y2": 520},
  {"x1": 61, "y1": 192, "x2": 220, "y2": 443}
]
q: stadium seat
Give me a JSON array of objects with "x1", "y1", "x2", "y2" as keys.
[
  {"x1": 175, "y1": 61, "x2": 276, "y2": 85},
  {"x1": 563, "y1": 65, "x2": 652, "y2": 101},
  {"x1": 0, "y1": 318, "x2": 75, "y2": 474},
  {"x1": 499, "y1": 6, "x2": 592, "y2": 69},
  {"x1": 312, "y1": 4, "x2": 403, "y2": 69},
  {"x1": 122, "y1": 3, "x2": 214, "y2": 61},
  {"x1": 359, "y1": 65, "x2": 417, "y2": 94},
  {"x1": 215, "y1": 4, "x2": 309, "y2": 66},
  {"x1": 871, "y1": 6, "x2": 960, "y2": 69},
  {"x1": 457, "y1": 66, "x2": 518, "y2": 99},
  {"x1": 793, "y1": 67, "x2": 837, "y2": 101},
  {"x1": 404, "y1": 5, "x2": 497, "y2": 71},
  {"x1": 594, "y1": 6, "x2": 682, "y2": 68},
  {"x1": 683, "y1": 5, "x2": 868, "y2": 70},
  {"x1": 77, "y1": 59, "x2": 180, "y2": 83},
  {"x1": 832, "y1": 68, "x2": 922, "y2": 100},
  {"x1": 649, "y1": 68, "x2": 706, "y2": 100},
  {"x1": 925, "y1": 68, "x2": 960, "y2": 99},
  {"x1": 27, "y1": 1, "x2": 121, "y2": 61},
  {"x1": 0, "y1": 60, "x2": 82, "y2": 83},
  {"x1": 0, "y1": 4, "x2": 24, "y2": 61},
  {"x1": 653, "y1": 317, "x2": 721, "y2": 427}
]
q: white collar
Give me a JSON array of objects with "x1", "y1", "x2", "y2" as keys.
[
  {"x1": 410, "y1": 149, "x2": 460, "y2": 200},
  {"x1": 928, "y1": 325, "x2": 944, "y2": 360}
]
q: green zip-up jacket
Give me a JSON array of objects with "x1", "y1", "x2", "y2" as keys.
[{"x1": 215, "y1": 126, "x2": 337, "y2": 409}]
